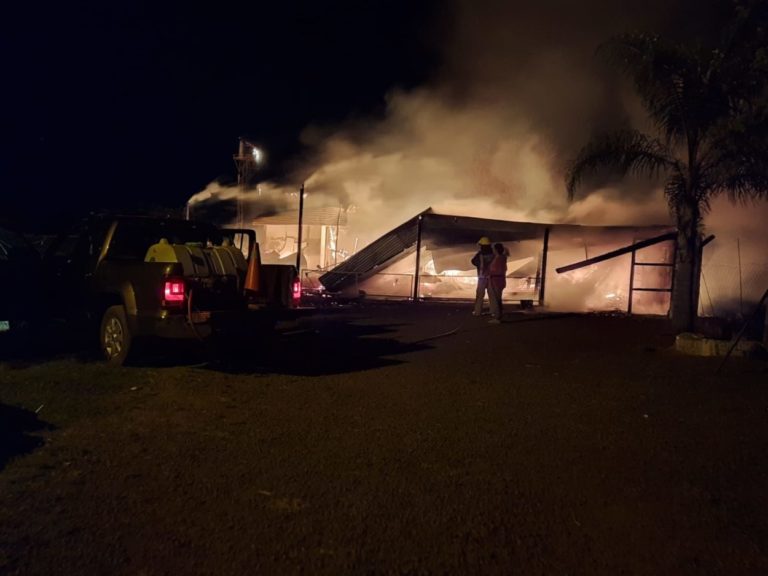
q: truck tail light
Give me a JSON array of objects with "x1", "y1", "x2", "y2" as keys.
[
  {"x1": 292, "y1": 277, "x2": 301, "y2": 306},
  {"x1": 163, "y1": 278, "x2": 186, "y2": 307}
]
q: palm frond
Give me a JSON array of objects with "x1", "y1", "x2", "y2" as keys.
[
  {"x1": 566, "y1": 129, "x2": 675, "y2": 199},
  {"x1": 598, "y1": 34, "x2": 730, "y2": 147},
  {"x1": 720, "y1": 0, "x2": 768, "y2": 92},
  {"x1": 701, "y1": 105, "x2": 768, "y2": 203},
  {"x1": 663, "y1": 168, "x2": 693, "y2": 215}
]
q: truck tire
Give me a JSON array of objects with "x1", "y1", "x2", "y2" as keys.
[{"x1": 100, "y1": 305, "x2": 132, "y2": 366}]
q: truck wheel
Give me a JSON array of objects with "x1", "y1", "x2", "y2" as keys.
[{"x1": 100, "y1": 305, "x2": 132, "y2": 366}]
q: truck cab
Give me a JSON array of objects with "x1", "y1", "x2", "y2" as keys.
[{"x1": 44, "y1": 215, "x2": 299, "y2": 364}]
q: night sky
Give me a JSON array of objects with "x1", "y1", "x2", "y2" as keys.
[{"x1": 2, "y1": 1, "x2": 443, "y2": 231}]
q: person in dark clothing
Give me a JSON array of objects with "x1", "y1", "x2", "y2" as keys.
[
  {"x1": 488, "y1": 242, "x2": 508, "y2": 323},
  {"x1": 471, "y1": 236, "x2": 494, "y2": 316}
]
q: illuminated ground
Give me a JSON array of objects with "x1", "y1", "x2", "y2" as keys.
[{"x1": 1, "y1": 304, "x2": 767, "y2": 575}]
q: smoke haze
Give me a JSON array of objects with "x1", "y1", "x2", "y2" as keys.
[{"x1": 278, "y1": 0, "x2": 720, "y2": 237}]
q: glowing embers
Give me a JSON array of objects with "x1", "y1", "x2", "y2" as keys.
[{"x1": 552, "y1": 257, "x2": 631, "y2": 312}]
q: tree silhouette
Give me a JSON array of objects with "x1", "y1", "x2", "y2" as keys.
[{"x1": 568, "y1": 2, "x2": 768, "y2": 330}]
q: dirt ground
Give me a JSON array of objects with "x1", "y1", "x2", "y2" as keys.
[{"x1": 1, "y1": 303, "x2": 767, "y2": 575}]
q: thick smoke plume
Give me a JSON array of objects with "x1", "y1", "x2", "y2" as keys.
[{"x1": 278, "y1": 0, "x2": 721, "y2": 243}]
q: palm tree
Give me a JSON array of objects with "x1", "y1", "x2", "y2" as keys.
[{"x1": 567, "y1": 7, "x2": 768, "y2": 331}]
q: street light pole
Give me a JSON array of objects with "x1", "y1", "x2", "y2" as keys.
[
  {"x1": 233, "y1": 137, "x2": 264, "y2": 229},
  {"x1": 234, "y1": 138, "x2": 248, "y2": 229}
]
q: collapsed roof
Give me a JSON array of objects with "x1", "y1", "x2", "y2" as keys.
[{"x1": 319, "y1": 209, "x2": 673, "y2": 292}]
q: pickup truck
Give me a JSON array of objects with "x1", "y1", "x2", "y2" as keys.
[{"x1": 44, "y1": 215, "x2": 300, "y2": 365}]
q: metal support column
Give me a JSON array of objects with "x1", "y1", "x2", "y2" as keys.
[
  {"x1": 296, "y1": 183, "x2": 305, "y2": 271},
  {"x1": 412, "y1": 215, "x2": 423, "y2": 302},
  {"x1": 538, "y1": 227, "x2": 550, "y2": 306},
  {"x1": 628, "y1": 247, "x2": 637, "y2": 314}
]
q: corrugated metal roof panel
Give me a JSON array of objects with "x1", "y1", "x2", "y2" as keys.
[
  {"x1": 420, "y1": 213, "x2": 546, "y2": 246},
  {"x1": 421, "y1": 214, "x2": 672, "y2": 248},
  {"x1": 318, "y1": 209, "x2": 428, "y2": 292}
]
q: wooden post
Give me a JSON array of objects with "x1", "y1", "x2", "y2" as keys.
[{"x1": 737, "y1": 237, "x2": 744, "y2": 316}]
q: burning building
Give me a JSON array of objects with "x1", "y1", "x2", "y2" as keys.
[
  {"x1": 317, "y1": 209, "x2": 676, "y2": 315},
  {"x1": 188, "y1": 180, "x2": 766, "y2": 319}
]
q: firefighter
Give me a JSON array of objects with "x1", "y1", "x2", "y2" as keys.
[
  {"x1": 471, "y1": 236, "x2": 494, "y2": 316},
  {"x1": 488, "y1": 242, "x2": 508, "y2": 323}
]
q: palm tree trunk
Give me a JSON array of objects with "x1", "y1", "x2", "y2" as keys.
[{"x1": 671, "y1": 201, "x2": 702, "y2": 331}]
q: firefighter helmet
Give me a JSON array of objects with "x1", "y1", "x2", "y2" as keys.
[{"x1": 477, "y1": 236, "x2": 491, "y2": 246}]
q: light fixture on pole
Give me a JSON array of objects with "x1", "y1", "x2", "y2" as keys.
[{"x1": 233, "y1": 137, "x2": 265, "y2": 228}]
